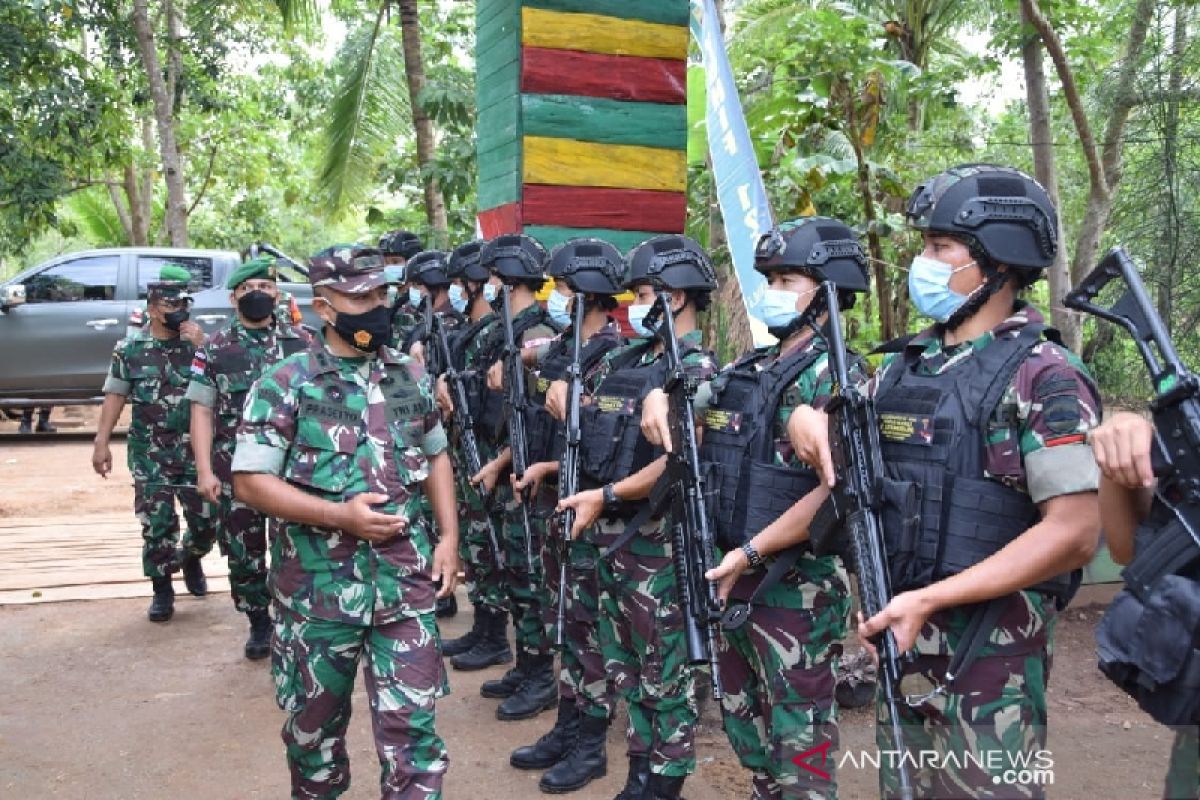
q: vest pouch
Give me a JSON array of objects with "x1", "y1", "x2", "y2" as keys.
[
  {"x1": 1097, "y1": 575, "x2": 1200, "y2": 726},
  {"x1": 477, "y1": 386, "x2": 507, "y2": 444},
  {"x1": 880, "y1": 476, "x2": 922, "y2": 589},
  {"x1": 701, "y1": 461, "x2": 727, "y2": 546},
  {"x1": 732, "y1": 462, "x2": 820, "y2": 551},
  {"x1": 578, "y1": 405, "x2": 639, "y2": 486}
]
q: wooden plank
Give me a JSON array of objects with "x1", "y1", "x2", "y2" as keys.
[
  {"x1": 524, "y1": 0, "x2": 689, "y2": 27},
  {"x1": 523, "y1": 136, "x2": 686, "y2": 192},
  {"x1": 0, "y1": 575, "x2": 232, "y2": 605},
  {"x1": 479, "y1": 203, "x2": 523, "y2": 238},
  {"x1": 521, "y1": 6, "x2": 688, "y2": 60},
  {"x1": 523, "y1": 225, "x2": 657, "y2": 253},
  {"x1": 522, "y1": 184, "x2": 686, "y2": 232},
  {"x1": 521, "y1": 48, "x2": 686, "y2": 106},
  {"x1": 522, "y1": 93, "x2": 685, "y2": 150}
]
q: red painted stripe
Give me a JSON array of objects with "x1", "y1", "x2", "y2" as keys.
[
  {"x1": 522, "y1": 184, "x2": 686, "y2": 232},
  {"x1": 478, "y1": 203, "x2": 522, "y2": 238},
  {"x1": 520, "y1": 47, "x2": 685, "y2": 105}
]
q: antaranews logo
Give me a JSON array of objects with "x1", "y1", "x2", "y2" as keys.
[{"x1": 793, "y1": 743, "x2": 1055, "y2": 789}]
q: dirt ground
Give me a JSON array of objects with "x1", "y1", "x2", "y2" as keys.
[{"x1": 0, "y1": 411, "x2": 1191, "y2": 799}]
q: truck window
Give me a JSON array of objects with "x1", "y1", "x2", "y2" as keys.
[
  {"x1": 23, "y1": 255, "x2": 120, "y2": 302},
  {"x1": 136, "y1": 256, "x2": 214, "y2": 298}
]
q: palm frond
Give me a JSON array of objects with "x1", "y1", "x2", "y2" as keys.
[
  {"x1": 68, "y1": 187, "x2": 128, "y2": 247},
  {"x1": 267, "y1": 0, "x2": 318, "y2": 32},
  {"x1": 318, "y1": 6, "x2": 412, "y2": 217}
]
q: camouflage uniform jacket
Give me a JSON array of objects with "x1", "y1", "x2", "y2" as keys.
[
  {"x1": 870, "y1": 301, "x2": 1102, "y2": 657},
  {"x1": 185, "y1": 318, "x2": 313, "y2": 473},
  {"x1": 103, "y1": 330, "x2": 198, "y2": 481},
  {"x1": 232, "y1": 333, "x2": 449, "y2": 625}
]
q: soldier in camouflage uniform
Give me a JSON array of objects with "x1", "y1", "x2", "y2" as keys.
[
  {"x1": 186, "y1": 256, "x2": 314, "y2": 659},
  {"x1": 380, "y1": 230, "x2": 425, "y2": 347},
  {"x1": 558, "y1": 235, "x2": 721, "y2": 800},
  {"x1": 93, "y1": 264, "x2": 217, "y2": 622},
  {"x1": 507, "y1": 239, "x2": 627, "y2": 793},
  {"x1": 789, "y1": 165, "x2": 1103, "y2": 799},
  {"x1": 232, "y1": 244, "x2": 459, "y2": 800},
  {"x1": 642, "y1": 218, "x2": 870, "y2": 799},
  {"x1": 434, "y1": 240, "x2": 514, "y2": 671},
  {"x1": 471, "y1": 234, "x2": 565, "y2": 720}
]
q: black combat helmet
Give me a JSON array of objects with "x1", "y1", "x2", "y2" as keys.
[
  {"x1": 547, "y1": 238, "x2": 624, "y2": 296},
  {"x1": 481, "y1": 233, "x2": 548, "y2": 285},
  {"x1": 379, "y1": 230, "x2": 424, "y2": 260},
  {"x1": 623, "y1": 235, "x2": 717, "y2": 291},
  {"x1": 754, "y1": 217, "x2": 870, "y2": 293},
  {"x1": 905, "y1": 164, "x2": 1058, "y2": 272},
  {"x1": 406, "y1": 251, "x2": 452, "y2": 288},
  {"x1": 447, "y1": 240, "x2": 489, "y2": 283}
]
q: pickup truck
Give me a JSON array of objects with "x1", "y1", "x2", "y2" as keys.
[{"x1": 0, "y1": 247, "x2": 319, "y2": 406}]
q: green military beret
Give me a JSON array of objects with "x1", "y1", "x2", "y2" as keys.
[
  {"x1": 227, "y1": 256, "x2": 278, "y2": 290},
  {"x1": 159, "y1": 263, "x2": 192, "y2": 284}
]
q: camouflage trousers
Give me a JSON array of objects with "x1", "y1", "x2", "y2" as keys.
[
  {"x1": 1163, "y1": 727, "x2": 1199, "y2": 800},
  {"x1": 719, "y1": 602, "x2": 847, "y2": 799},
  {"x1": 456, "y1": 472, "x2": 506, "y2": 615},
  {"x1": 876, "y1": 647, "x2": 1054, "y2": 799},
  {"x1": 501, "y1": 490, "x2": 552, "y2": 657},
  {"x1": 542, "y1": 528, "x2": 614, "y2": 722},
  {"x1": 597, "y1": 532, "x2": 698, "y2": 777},
  {"x1": 215, "y1": 489, "x2": 269, "y2": 612},
  {"x1": 133, "y1": 477, "x2": 217, "y2": 578},
  {"x1": 272, "y1": 607, "x2": 450, "y2": 800}
]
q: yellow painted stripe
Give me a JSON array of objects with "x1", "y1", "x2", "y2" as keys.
[
  {"x1": 523, "y1": 136, "x2": 686, "y2": 192},
  {"x1": 521, "y1": 7, "x2": 688, "y2": 60}
]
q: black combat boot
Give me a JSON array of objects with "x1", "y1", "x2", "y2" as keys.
[
  {"x1": 482, "y1": 650, "x2": 532, "y2": 699},
  {"x1": 34, "y1": 408, "x2": 56, "y2": 433},
  {"x1": 497, "y1": 653, "x2": 558, "y2": 720},
  {"x1": 450, "y1": 607, "x2": 512, "y2": 671},
  {"x1": 147, "y1": 576, "x2": 175, "y2": 622},
  {"x1": 180, "y1": 553, "x2": 207, "y2": 597},
  {"x1": 435, "y1": 593, "x2": 458, "y2": 618},
  {"x1": 614, "y1": 754, "x2": 650, "y2": 800},
  {"x1": 441, "y1": 605, "x2": 485, "y2": 657},
  {"x1": 510, "y1": 698, "x2": 579, "y2": 770},
  {"x1": 539, "y1": 711, "x2": 608, "y2": 793},
  {"x1": 244, "y1": 607, "x2": 272, "y2": 660},
  {"x1": 646, "y1": 773, "x2": 686, "y2": 800}
]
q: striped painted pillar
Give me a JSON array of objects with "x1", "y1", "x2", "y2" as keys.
[{"x1": 475, "y1": 0, "x2": 690, "y2": 252}]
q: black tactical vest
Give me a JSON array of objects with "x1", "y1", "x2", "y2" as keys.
[
  {"x1": 471, "y1": 306, "x2": 560, "y2": 445},
  {"x1": 873, "y1": 323, "x2": 1079, "y2": 604},
  {"x1": 699, "y1": 343, "x2": 825, "y2": 552}
]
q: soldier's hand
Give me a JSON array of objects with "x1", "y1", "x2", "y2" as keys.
[
  {"x1": 486, "y1": 360, "x2": 504, "y2": 391},
  {"x1": 513, "y1": 460, "x2": 554, "y2": 497},
  {"x1": 435, "y1": 376, "x2": 453, "y2": 417},
  {"x1": 338, "y1": 493, "x2": 406, "y2": 543},
  {"x1": 432, "y1": 539, "x2": 459, "y2": 598},
  {"x1": 545, "y1": 379, "x2": 569, "y2": 421},
  {"x1": 705, "y1": 546, "x2": 750, "y2": 605},
  {"x1": 1090, "y1": 412, "x2": 1155, "y2": 489},
  {"x1": 179, "y1": 320, "x2": 206, "y2": 348},
  {"x1": 557, "y1": 488, "x2": 604, "y2": 539},
  {"x1": 472, "y1": 458, "x2": 502, "y2": 494},
  {"x1": 410, "y1": 340, "x2": 426, "y2": 365},
  {"x1": 858, "y1": 589, "x2": 934, "y2": 656},
  {"x1": 788, "y1": 405, "x2": 835, "y2": 487},
  {"x1": 641, "y1": 388, "x2": 671, "y2": 449},
  {"x1": 91, "y1": 441, "x2": 112, "y2": 478},
  {"x1": 197, "y1": 470, "x2": 222, "y2": 505}
]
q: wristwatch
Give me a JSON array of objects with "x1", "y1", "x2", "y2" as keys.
[
  {"x1": 741, "y1": 541, "x2": 764, "y2": 569},
  {"x1": 602, "y1": 483, "x2": 620, "y2": 509}
]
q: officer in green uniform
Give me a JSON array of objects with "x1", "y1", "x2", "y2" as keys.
[
  {"x1": 186, "y1": 256, "x2": 313, "y2": 659},
  {"x1": 788, "y1": 165, "x2": 1104, "y2": 799},
  {"x1": 232, "y1": 244, "x2": 459, "y2": 799},
  {"x1": 93, "y1": 264, "x2": 216, "y2": 622}
]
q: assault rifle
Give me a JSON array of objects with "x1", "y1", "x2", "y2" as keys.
[
  {"x1": 501, "y1": 285, "x2": 537, "y2": 570},
  {"x1": 646, "y1": 291, "x2": 723, "y2": 700},
  {"x1": 808, "y1": 281, "x2": 913, "y2": 800},
  {"x1": 1065, "y1": 247, "x2": 1200, "y2": 563},
  {"x1": 433, "y1": 312, "x2": 504, "y2": 569},
  {"x1": 555, "y1": 295, "x2": 586, "y2": 648}
]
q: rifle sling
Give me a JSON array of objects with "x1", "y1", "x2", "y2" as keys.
[
  {"x1": 720, "y1": 545, "x2": 806, "y2": 631},
  {"x1": 601, "y1": 473, "x2": 671, "y2": 560},
  {"x1": 943, "y1": 597, "x2": 1007, "y2": 689}
]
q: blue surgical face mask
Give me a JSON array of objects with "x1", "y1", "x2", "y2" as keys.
[
  {"x1": 448, "y1": 284, "x2": 468, "y2": 313},
  {"x1": 757, "y1": 287, "x2": 817, "y2": 331},
  {"x1": 908, "y1": 256, "x2": 976, "y2": 323},
  {"x1": 547, "y1": 289, "x2": 571, "y2": 328},
  {"x1": 627, "y1": 303, "x2": 655, "y2": 337},
  {"x1": 482, "y1": 283, "x2": 499, "y2": 304},
  {"x1": 408, "y1": 287, "x2": 424, "y2": 309}
]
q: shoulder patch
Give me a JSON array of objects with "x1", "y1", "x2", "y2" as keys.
[{"x1": 190, "y1": 350, "x2": 208, "y2": 376}]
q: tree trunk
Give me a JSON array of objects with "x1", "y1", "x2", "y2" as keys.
[
  {"x1": 844, "y1": 89, "x2": 893, "y2": 340},
  {"x1": 397, "y1": 0, "x2": 448, "y2": 246},
  {"x1": 138, "y1": 115, "x2": 155, "y2": 244},
  {"x1": 131, "y1": 0, "x2": 188, "y2": 246},
  {"x1": 107, "y1": 181, "x2": 135, "y2": 245},
  {"x1": 1156, "y1": 6, "x2": 1187, "y2": 332},
  {"x1": 1019, "y1": 2, "x2": 1074, "y2": 346}
]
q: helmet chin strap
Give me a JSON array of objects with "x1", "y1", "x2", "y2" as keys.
[
  {"x1": 942, "y1": 264, "x2": 1009, "y2": 332},
  {"x1": 769, "y1": 289, "x2": 829, "y2": 342}
]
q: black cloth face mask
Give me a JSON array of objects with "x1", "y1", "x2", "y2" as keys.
[
  {"x1": 331, "y1": 304, "x2": 391, "y2": 353},
  {"x1": 238, "y1": 290, "x2": 276, "y2": 322}
]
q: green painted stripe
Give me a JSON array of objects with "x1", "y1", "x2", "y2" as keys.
[
  {"x1": 478, "y1": 140, "x2": 521, "y2": 181},
  {"x1": 477, "y1": 0, "x2": 519, "y2": 30},
  {"x1": 479, "y1": 173, "x2": 522, "y2": 210},
  {"x1": 523, "y1": 0, "x2": 689, "y2": 27},
  {"x1": 522, "y1": 94, "x2": 685, "y2": 150},
  {"x1": 523, "y1": 225, "x2": 659, "y2": 253}
]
